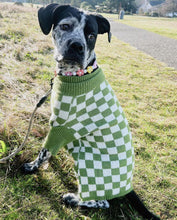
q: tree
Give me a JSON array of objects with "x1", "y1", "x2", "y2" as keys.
[
  {"x1": 80, "y1": 1, "x2": 91, "y2": 9},
  {"x1": 159, "y1": 0, "x2": 177, "y2": 16},
  {"x1": 104, "y1": 0, "x2": 136, "y2": 12},
  {"x1": 166, "y1": 0, "x2": 177, "y2": 16},
  {"x1": 71, "y1": 0, "x2": 81, "y2": 7}
]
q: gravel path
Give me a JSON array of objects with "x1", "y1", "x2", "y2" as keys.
[{"x1": 109, "y1": 20, "x2": 177, "y2": 70}]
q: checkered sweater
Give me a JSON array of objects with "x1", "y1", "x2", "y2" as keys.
[{"x1": 43, "y1": 68, "x2": 134, "y2": 201}]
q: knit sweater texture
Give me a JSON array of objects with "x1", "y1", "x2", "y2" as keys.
[{"x1": 43, "y1": 68, "x2": 134, "y2": 201}]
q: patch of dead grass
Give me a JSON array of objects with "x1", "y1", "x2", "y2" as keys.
[{"x1": 0, "y1": 3, "x2": 176, "y2": 220}]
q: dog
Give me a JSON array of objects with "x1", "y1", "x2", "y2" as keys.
[{"x1": 23, "y1": 4, "x2": 160, "y2": 219}]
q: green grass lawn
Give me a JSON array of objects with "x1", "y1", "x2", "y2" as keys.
[
  {"x1": 0, "y1": 3, "x2": 177, "y2": 220},
  {"x1": 104, "y1": 13, "x2": 177, "y2": 40}
]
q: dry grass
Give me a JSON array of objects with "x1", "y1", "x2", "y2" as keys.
[
  {"x1": 0, "y1": 3, "x2": 177, "y2": 219},
  {"x1": 0, "y1": 2, "x2": 36, "y2": 13}
]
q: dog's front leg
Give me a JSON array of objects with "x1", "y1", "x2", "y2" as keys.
[
  {"x1": 23, "y1": 148, "x2": 51, "y2": 174},
  {"x1": 63, "y1": 193, "x2": 110, "y2": 209}
]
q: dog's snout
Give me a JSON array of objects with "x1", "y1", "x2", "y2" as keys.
[
  {"x1": 69, "y1": 41, "x2": 85, "y2": 55},
  {"x1": 62, "y1": 40, "x2": 85, "y2": 65}
]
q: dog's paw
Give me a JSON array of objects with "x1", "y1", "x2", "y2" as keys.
[
  {"x1": 63, "y1": 193, "x2": 80, "y2": 208},
  {"x1": 22, "y1": 162, "x2": 39, "y2": 174},
  {"x1": 79, "y1": 200, "x2": 110, "y2": 209},
  {"x1": 63, "y1": 194, "x2": 110, "y2": 209}
]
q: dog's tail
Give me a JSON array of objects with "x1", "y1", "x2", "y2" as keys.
[{"x1": 125, "y1": 190, "x2": 160, "y2": 220}]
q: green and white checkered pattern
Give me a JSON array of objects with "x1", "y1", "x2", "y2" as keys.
[{"x1": 44, "y1": 68, "x2": 134, "y2": 201}]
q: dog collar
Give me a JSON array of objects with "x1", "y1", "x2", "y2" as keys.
[{"x1": 58, "y1": 60, "x2": 98, "y2": 77}]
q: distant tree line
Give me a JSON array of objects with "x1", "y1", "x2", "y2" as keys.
[
  {"x1": 26, "y1": 0, "x2": 137, "y2": 13},
  {"x1": 11, "y1": 0, "x2": 177, "y2": 16}
]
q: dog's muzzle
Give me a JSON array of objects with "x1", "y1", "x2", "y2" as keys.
[{"x1": 63, "y1": 40, "x2": 85, "y2": 66}]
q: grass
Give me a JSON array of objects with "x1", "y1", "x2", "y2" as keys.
[
  {"x1": 0, "y1": 3, "x2": 177, "y2": 219},
  {"x1": 104, "y1": 13, "x2": 177, "y2": 40}
]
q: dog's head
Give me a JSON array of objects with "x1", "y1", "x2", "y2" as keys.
[{"x1": 38, "y1": 4, "x2": 111, "y2": 73}]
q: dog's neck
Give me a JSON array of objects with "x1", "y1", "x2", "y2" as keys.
[{"x1": 56, "y1": 59, "x2": 98, "y2": 77}]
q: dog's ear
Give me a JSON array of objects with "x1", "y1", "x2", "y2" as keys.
[
  {"x1": 95, "y1": 15, "x2": 111, "y2": 43},
  {"x1": 38, "y1": 4, "x2": 70, "y2": 35}
]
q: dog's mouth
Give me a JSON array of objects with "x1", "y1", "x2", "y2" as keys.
[
  {"x1": 55, "y1": 54, "x2": 84, "y2": 70},
  {"x1": 55, "y1": 56, "x2": 84, "y2": 73},
  {"x1": 63, "y1": 57, "x2": 82, "y2": 66}
]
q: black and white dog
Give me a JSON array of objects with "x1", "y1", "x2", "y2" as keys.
[{"x1": 23, "y1": 4, "x2": 160, "y2": 220}]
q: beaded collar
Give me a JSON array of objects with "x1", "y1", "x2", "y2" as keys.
[{"x1": 57, "y1": 60, "x2": 98, "y2": 76}]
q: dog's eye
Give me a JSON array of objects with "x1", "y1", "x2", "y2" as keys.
[
  {"x1": 60, "y1": 24, "x2": 71, "y2": 31},
  {"x1": 88, "y1": 34, "x2": 95, "y2": 40}
]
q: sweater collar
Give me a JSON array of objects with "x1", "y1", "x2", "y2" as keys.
[
  {"x1": 57, "y1": 60, "x2": 98, "y2": 77},
  {"x1": 53, "y1": 68, "x2": 105, "y2": 96}
]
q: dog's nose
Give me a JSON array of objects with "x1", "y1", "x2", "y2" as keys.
[{"x1": 69, "y1": 42, "x2": 84, "y2": 55}]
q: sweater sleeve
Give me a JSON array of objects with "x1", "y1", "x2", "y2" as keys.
[
  {"x1": 42, "y1": 126, "x2": 76, "y2": 155},
  {"x1": 42, "y1": 82, "x2": 78, "y2": 155}
]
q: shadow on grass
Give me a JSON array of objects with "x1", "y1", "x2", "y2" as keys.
[{"x1": 0, "y1": 153, "x2": 141, "y2": 220}]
